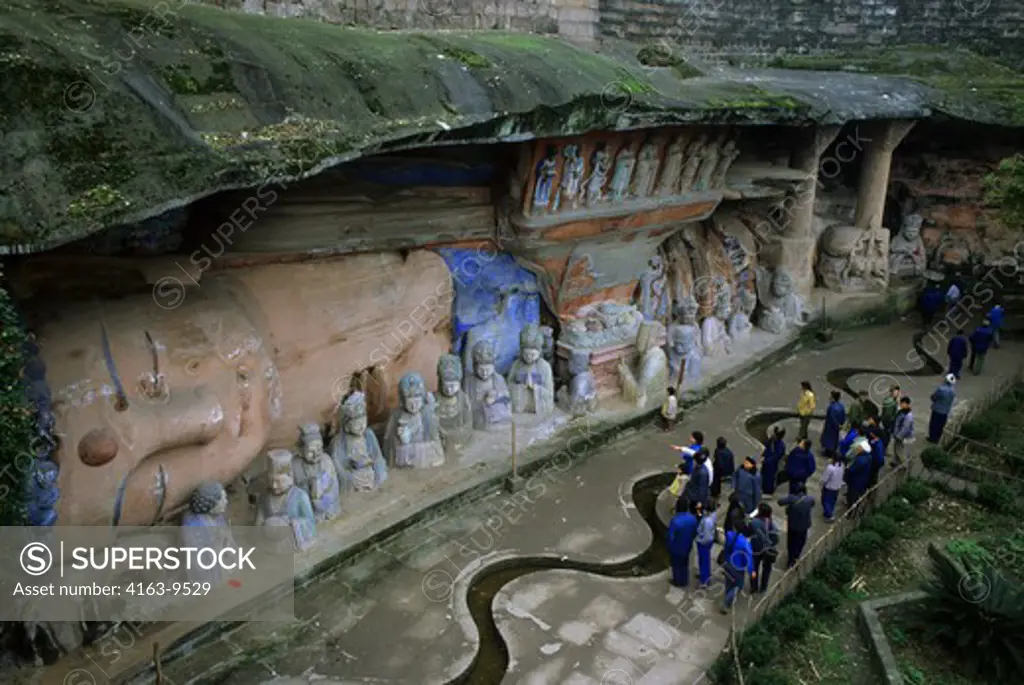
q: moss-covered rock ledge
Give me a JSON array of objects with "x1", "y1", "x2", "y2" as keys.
[{"x1": 0, "y1": 1, "x2": 994, "y2": 252}]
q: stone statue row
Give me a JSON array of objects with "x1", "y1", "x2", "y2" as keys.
[{"x1": 530, "y1": 132, "x2": 741, "y2": 214}]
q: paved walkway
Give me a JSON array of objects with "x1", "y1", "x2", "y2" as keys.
[{"x1": 124, "y1": 320, "x2": 1022, "y2": 685}]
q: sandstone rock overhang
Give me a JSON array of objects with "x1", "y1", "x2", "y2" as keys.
[{"x1": 1, "y1": 0, "x2": 1018, "y2": 253}]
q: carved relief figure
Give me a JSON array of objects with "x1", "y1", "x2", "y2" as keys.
[
  {"x1": 817, "y1": 225, "x2": 890, "y2": 292},
  {"x1": 889, "y1": 213, "x2": 927, "y2": 279},
  {"x1": 330, "y1": 391, "x2": 388, "y2": 492},
  {"x1": 711, "y1": 138, "x2": 741, "y2": 188},
  {"x1": 701, "y1": 279, "x2": 732, "y2": 357},
  {"x1": 435, "y1": 354, "x2": 473, "y2": 458},
  {"x1": 27, "y1": 460, "x2": 59, "y2": 527},
  {"x1": 638, "y1": 254, "x2": 670, "y2": 324},
  {"x1": 555, "y1": 144, "x2": 585, "y2": 211},
  {"x1": 694, "y1": 133, "x2": 726, "y2": 192},
  {"x1": 557, "y1": 350, "x2": 598, "y2": 417},
  {"x1": 385, "y1": 372, "x2": 445, "y2": 469},
  {"x1": 585, "y1": 144, "x2": 611, "y2": 206},
  {"x1": 181, "y1": 481, "x2": 236, "y2": 585},
  {"x1": 608, "y1": 145, "x2": 636, "y2": 202},
  {"x1": 657, "y1": 135, "x2": 687, "y2": 196},
  {"x1": 728, "y1": 287, "x2": 757, "y2": 344},
  {"x1": 256, "y1": 449, "x2": 317, "y2": 552},
  {"x1": 756, "y1": 267, "x2": 808, "y2": 334},
  {"x1": 678, "y1": 135, "x2": 708, "y2": 192},
  {"x1": 465, "y1": 339, "x2": 513, "y2": 430},
  {"x1": 631, "y1": 140, "x2": 660, "y2": 198},
  {"x1": 507, "y1": 324, "x2": 555, "y2": 416},
  {"x1": 540, "y1": 325, "x2": 555, "y2": 367},
  {"x1": 667, "y1": 323, "x2": 703, "y2": 388},
  {"x1": 620, "y1": 321, "x2": 668, "y2": 409},
  {"x1": 291, "y1": 422, "x2": 341, "y2": 522},
  {"x1": 532, "y1": 145, "x2": 558, "y2": 213}
]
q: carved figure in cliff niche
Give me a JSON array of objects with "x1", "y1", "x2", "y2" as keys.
[
  {"x1": 386, "y1": 372, "x2": 445, "y2": 469},
  {"x1": 508, "y1": 324, "x2": 555, "y2": 416},
  {"x1": 701, "y1": 279, "x2": 732, "y2": 357},
  {"x1": 466, "y1": 339, "x2": 513, "y2": 430},
  {"x1": 331, "y1": 391, "x2": 387, "y2": 492},
  {"x1": 532, "y1": 146, "x2": 558, "y2": 213},
  {"x1": 694, "y1": 133, "x2": 726, "y2": 192},
  {"x1": 181, "y1": 481, "x2": 236, "y2": 585},
  {"x1": 638, "y1": 255, "x2": 670, "y2": 324},
  {"x1": 436, "y1": 354, "x2": 473, "y2": 458},
  {"x1": 728, "y1": 287, "x2": 756, "y2": 344},
  {"x1": 712, "y1": 138, "x2": 741, "y2": 188},
  {"x1": 562, "y1": 302, "x2": 644, "y2": 349},
  {"x1": 817, "y1": 225, "x2": 890, "y2": 292},
  {"x1": 678, "y1": 135, "x2": 708, "y2": 192},
  {"x1": 620, "y1": 321, "x2": 669, "y2": 409},
  {"x1": 557, "y1": 350, "x2": 598, "y2": 417},
  {"x1": 27, "y1": 459, "x2": 59, "y2": 527},
  {"x1": 555, "y1": 144, "x2": 585, "y2": 211},
  {"x1": 889, "y1": 213, "x2": 927, "y2": 279},
  {"x1": 756, "y1": 267, "x2": 807, "y2": 334},
  {"x1": 631, "y1": 140, "x2": 660, "y2": 198},
  {"x1": 667, "y1": 323, "x2": 703, "y2": 388},
  {"x1": 291, "y1": 422, "x2": 341, "y2": 522},
  {"x1": 540, "y1": 325, "x2": 555, "y2": 367},
  {"x1": 256, "y1": 449, "x2": 317, "y2": 553},
  {"x1": 585, "y1": 144, "x2": 611, "y2": 206},
  {"x1": 657, "y1": 135, "x2": 687, "y2": 196},
  {"x1": 608, "y1": 145, "x2": 636, "y2": 203}
]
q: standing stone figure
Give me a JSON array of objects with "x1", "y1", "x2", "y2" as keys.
[
  {"x1": 465, "y1": 339, "x2": 513, "y2": 430},
  {"x1": 291, "y1": 422, "x2": 341, "y2": 522},
  {"x1": 435, "y1": 354, "x2": 474, "y2": 458},
  {"x1": 701, "y1": 280, "x2": 732, "y2": 357},
  {"x1": 256, "y1": 449, "x2": 317, "y2": 552},
  {"x1": 678, "y1": 135, "x2": 708, "y2": 192},
  {"x1": 181, "y1": 481, "x2": 236, "y2": 585},
  {"x1": 620, "y1": 321, "x2": 668, "y2": 409},
  {"x1": 657, "y1": 135, "x2": 687, "y2": 196},
  {"x1": 331, "y1": 391, "x2": 388, "y2": 492},
  {"x1": 667, "y1": 323, "x2": 703, "y2": 387},
  {"x1": 585, "y1": 144, "x2": 611, "y2": 205},
  {"x1": 556, "y1": 144, "x2": 585, "y2": 211},
  {"x1": 889, "y1": 213, "x2": 927, "y2": 279},
  {"x1": 694, "y1": 133, "x2": 725, "y2": 191},
  {"x1": 507, "y1": 324, "x2": 555, "y2": 416},
  {"x1": 532, "y1": 146, "x2": 558, "y2": 212},
  {"x1": 711, "y1": 138, "x2": 740, "y2": 188},
  {"x1": 728, "y1": 287, "x2": 757, "y2": 344},
  {"x1": 608, "y1": 145, "x2": 636, "y2": 203},
  {"x1": 639, "y1": 254, "x2": 670, "y2": 324},
  {"x1": 558, "y1": 349, "x2": 598, "y2": 416},
  {"x1": 386, "y1": 372, "x2": 445, "y2": 469},
  {"x1": 631, "y1": 140, "x2": 660, "y2": 198}
]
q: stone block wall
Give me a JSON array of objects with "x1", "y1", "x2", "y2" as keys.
[{"x1": 599, "y1": 0, "x2": 1024, "y2": 63}]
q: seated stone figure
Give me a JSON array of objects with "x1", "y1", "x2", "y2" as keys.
[
  {"x1": 667, "y1": 323, "x2": 702, "y2": 387},
  {"x1": 701, "y1": 280, "x2": 732, "y2": 357},
  {"x1": 507, "y1": 324, "x2": 556, "y2": 416},
  {"x1": 557, "y1": 349, "x2": 598, "y2": 416},
  {"x1": 436, "y1": 354, "x2": 474, "y2": 458},
  {"x1": 889, "y1": 213, "x2": 927, "y2": 280},
  {"x1": 620, "y1": 321, "x2": 668, "y2": 409},
  {"x1": 256, "y1": 449, "x2": 317, "y2": 552},
  {"x1": 26, "y1": 459, "x2": 60, "y2": 527},
  {"x1": 465, "y1": 340, "x2": 513, "y2": 430},
  {"x1": 291, "y1": 422, "x2": 341, "y2": 522},
  {"x1": 330, "y1": 391, "x2": 388, "y2": 492},
  {"x1": 756, "y1": 267, "x2": 807, "y2": 334},
  {"x1": 728, "y1": 287, "x2": 756, "y2": 344},
  {"x1": 385, "y1": 372, "x2": 445, "y2": 469},
  {"x1": 181, "y1": 481, "x2": 236, "y2": 585}
]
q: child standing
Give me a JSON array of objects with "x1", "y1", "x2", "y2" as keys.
[
  {"x1": 821, "y1": 450, "x2": 844, "y2": 522},
  {"x1": 661, "y1": 387, "x2": 679, "y2": 431}
]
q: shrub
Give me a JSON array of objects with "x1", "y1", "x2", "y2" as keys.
[
  {"x1": 746, "y1": 667, "x2": 796, "y2": 685},
  {"x1": 818, "y1": 553, "x2": 856, "y2": 586},
  {"x1": 880, "y1": 498, "x2": 915, "y2": 522},
  {"x1": 0, "y1": 279, "x2": 35, "y2": 525},
  {"x1": 798, "y1": 578, "x2": 844, "y2": 614},
  {"x1": 765, "y1": 604, "x2": 812, "y2": 641},
  {"x1": 895, "y1": 480, "x2": 932, "y2": 505},
  {"x1": 960, "y1": 415, "x2": 1000, "y2": 442},
  {"x1": 920, "y1": 445, "x2": 953, "y2": 470},
  {"x1": 844, "y1": 530, "x2": 885, "y2": 558},
  {"x1": 977, "y1": 481, "x2": 1017, "y2": 512},
  {"x1": 922, "y1": 550, "x2": 1024, "y2": 681},
  {"x1": 946, "y1": 539, "x2": 994, "y2": 566},
  {"x1": 708, "y1": 652, "x2": 737, "y2": 684},
  {"x1": 738, "y1": 628, "x2": 779, "y2": 669},
  {"x1": 864, "y1": 514, "x2": 899, "y2": 541}
]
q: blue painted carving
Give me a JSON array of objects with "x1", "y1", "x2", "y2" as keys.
[
  {"x1": 436, "y1": 249, "x2": 540, "y2": 376},
  {"x1": 17, "y1": 313, "x2": 59, "y2": 526}
]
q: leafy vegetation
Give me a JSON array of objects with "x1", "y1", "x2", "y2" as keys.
[
  {"x1": 976, "y1": 481, "x2": 1017, "y2": 512},
  {"x1": 880, "y1": 498, "x2": 916, "y2": 522},
  {"x1": 984, "y1": 154, "x2": 1024, "y2": 231},
  {"x1": 0, "y1": 276, "x2": 33, "y2": 525},
  {"x1": 921, "y1": 445, "x2": 954, "y2": 470},
  {"x1": 864, "y1": 513, "x2": 900, "y2": 541},
  {"x1": 843, "y1": 530, "x2": 886, "y2": 558}
]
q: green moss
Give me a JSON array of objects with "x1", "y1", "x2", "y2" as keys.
[{"x1": 66, "y1": 184, "x2": 132, "y2": 220}]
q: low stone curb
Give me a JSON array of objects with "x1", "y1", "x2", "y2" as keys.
[{"x1": 858, "y1": 591, "x2": 928, "y2": 685}]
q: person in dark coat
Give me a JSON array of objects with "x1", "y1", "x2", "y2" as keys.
[
  {"x1": 711, "y1": 436, "x2": 735, "y2": 503},
  {"x1": 667, "y1": 497, "x2": 699, "y2": 587},
  {"x1": 928, "y1": 374, "x2": 956, "y2": 443},
  {"x1": 947, "y1": 329, "x2": 969, "y2": 380},
  {"x1": 684, "y1": 449, "x2": 711, "y2": 505},
  {"x1": 732, "y1": 456, "x2": 762, "y2": 515},
  {"x1": 988, "y1": 302, "x2": 1005, "y2": 348},
  {"x1": 969, "y1": 319, "x2": 995, "y2": 375},
  {"x1": 761, "y1": 427, "x2": 785, "y2": 498},
  {"x1": 867, "y1": 429, "x2": 885, "y2": 487},
  {"x1": 778, "y1": 481, "x2": 815, "y2": 568},
  {"x1": 785, "y1": 438, "x2": 817, "y2": 494},
  {"x1": 839, "y1": 423, "x2": 861, "y2": 460},
  {"x1": 845, "y1": 436, "x2": 872, "y2": 507},
  {"x1": 879, "y1": 384, "x2": 900, "y2": 453},
  {"x1": 821, "y1": 391, "x2": 845, "y2": 454},
  {"x1": 723, "y1": 491, "x2": 746, "y2": 535},
  {"x1": 920, "y1": 283, "x2": 944, "y2": 327},
  {"x1": 748, "y1": 503, "x2": 780, "y2": 593}
]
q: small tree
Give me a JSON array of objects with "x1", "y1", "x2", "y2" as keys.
[{"x1": 984, "y1": 153, "x2": 1024, "y2": 231}]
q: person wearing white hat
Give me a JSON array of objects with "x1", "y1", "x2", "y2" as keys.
[{"x1": 928, "y1": 374, "x2": 957, "y2": 443}]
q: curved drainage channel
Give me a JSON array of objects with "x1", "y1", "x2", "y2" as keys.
[{"x1": 449, "y1": 332, "x2": 946, "y2": 684}]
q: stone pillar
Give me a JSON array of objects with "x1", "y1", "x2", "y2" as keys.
[
  {"x1": 780, "y1": 125, "x2": 842, "y2": 298},
  {"x1": 854, "y1": 119, "x2": 917, "y2": 230}
]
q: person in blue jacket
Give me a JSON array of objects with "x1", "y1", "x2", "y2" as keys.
[
  {"x1": 671, "y1": 430, "x2": 705, "y2": 475},
  {"x1": 719, "y1": 523, "x2": 756, "y2": 614},
  {"x1": 694, "y1": 499, "x2": 717, "y2": 588},
  {"x1": 761, "y1": 427, "x2": 786, "y2": 497},
  {"x1": 988, "y1": 302, "x2": 1005, "y2": 348},
  {"x1": 667, "y1": 496, "x2": 699, "y2": 587},
  {"x1": 839, "y1": 423, "x2": 861, "y2": 460},
  {"x1": 928, "y1": 374, "x2": 956, "y2": 443},
  {"x1": 845, "y1": 437, "x2": 872, "y2": 507},
  {"x1": 785, "y1": 438, "x2": 817, "y2": 494},
  {"x1": 732, "y1": 457, "x2": 762, "y2": 515},
  {"x1": 820, "y1": 390, "x2": 845, "y2": 454},
  {"x1": 947, "y1": 329, "x2": 969, "y2": 380},
  {"x1": 969, "y1": 319, "x2": 995, "y2": 375},
  {"x1": 867, "y1": 428, "x2": 885, "y2": 487},
  {"x1": 919, "y1": 283, "x2": 944, "y2": 327}
]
